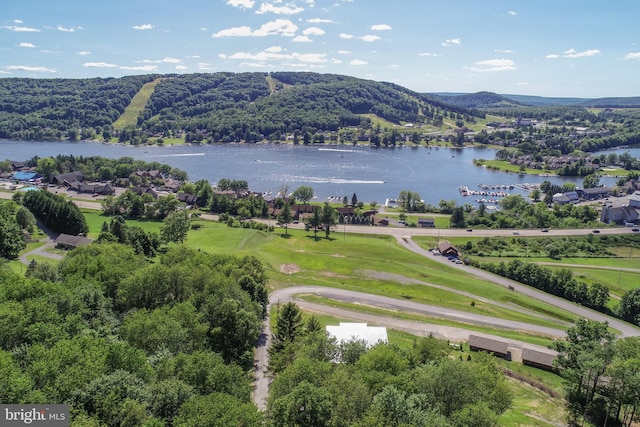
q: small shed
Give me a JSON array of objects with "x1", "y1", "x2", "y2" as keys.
[
  {"x1": 522, "y1": 347, "x2": 558, "y2": 371},
  {"x1": 417, "y1": 217, "x2": 435, "y2": 228},
  {"x1": 468, "y1": 335, "x2": 509, "y2": 358}
]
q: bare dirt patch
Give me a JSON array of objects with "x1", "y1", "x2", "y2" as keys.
[{"x1": 279, "y1": 264, "x2": 301, "y2": 274}]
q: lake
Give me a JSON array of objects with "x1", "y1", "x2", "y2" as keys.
[{"x1": 0, "y1": 140, "x2": 620, "y2": 206}]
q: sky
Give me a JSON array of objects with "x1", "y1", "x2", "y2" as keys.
[{"x1": 2, "y1": 0, "x2": 640, "y2": 98}]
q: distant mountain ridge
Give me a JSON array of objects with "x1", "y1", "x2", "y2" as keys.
[{"x1": 429, "y1": 92, "x2": 640, "y2": 108}]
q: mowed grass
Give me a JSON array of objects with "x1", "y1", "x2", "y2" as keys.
[
  {"x1": 180, "y1": 220, "x2": 578, "y2": 330},
  {"x1": 113, "y1": 78, "x2": 162, "y2": 130}
]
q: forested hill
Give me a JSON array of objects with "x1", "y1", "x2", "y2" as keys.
[
  {"x1": 429, "y1": 91, "x2": 524, "y2": 108},
  {"x1": 0, "y1": 72, "x2": 484, "y2": 142}
]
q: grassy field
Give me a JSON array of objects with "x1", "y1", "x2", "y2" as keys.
[
  {"x1": 472, "y1": 159, "x2": 554, "y2": 176},
  {"x1": 113, "y1": 78, "x2": 162, "y2": 130}
]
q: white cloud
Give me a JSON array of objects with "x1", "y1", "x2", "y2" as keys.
[
  {"x1": 227, "y1": 0, "x2": 255, "y2": 8},
  {"x1": 468, "y1": 58, "x2": 516, "y2": 72},
  {"x1": 57, "y1": 25, "x2": 80, "y2": 32},
  {"x1": 256, "y1": 3, "x2": 304, "y2": 14},
  {"x1": 562, "y1": 48, "x2": 601, "y2": 58},
  {"x1": 339, "y1": 33, "x2": 354, "y2": 39},
  {"x1": 19, "y1": 42, "x2": 36, "y2": 48},
  {"x1": 133, "y1": 24, "x2": 154, "y2": 30},
  {"x1": 625, "y1": 52, "x2": 640, "y2": 60},
  {"x1": 293, "y1": 35, "x2": 311, "y2": 42},
  {"x1": 229, "y1": 50, "x2": 290, "y2": 61},
  {"x1": 265, "y1": 46, "x2": 283, "y2": 53},
  {"x1": 198, "y1": 63, "x2": 213, "y2": 70},
  {"x1": 332, "y1": 58, "x2": 342, "y2": 64},
  {"x1": 303, "y1": 27, "x2": 325, "y2": 35},
  {"x1": 545, "y1": 54, "x2": 559, "y2": 59},
  {"x1": 5, "y1": 65, "x2": 56, "y2": 73},
  {"x1": 360, "y1": 34, "x2": 380, "y2": 42},
  {"x1": 337, "y1": 50, "x2": 351, "y2": 54},
  {"x1": 77, "y1": 51, "x2": 91, "y2": 55},
  {"x1": 350, "y1": 59, "x2": 367, "y2": 65},
  {"x1": 120, "y1": 65, "x2": 158, "y2": 71},
  {"x1": 292, "y1": 52, "x2": 326, "y2": 63},
  {"x1": 507, "y1": 10, "x2": 517, "y2": 15},
  {"x1": 307, "y1": 18, "x2": 333, "y2": 23},
  {"x1": 83, "y1": 62, "x2": 118, "y2": 68},
  {"x1": 175, "y1": 65, "x2": 188, "y2": 70},
  {"x1": 161, "y1": 57, "x2": 182, "y2": 63},
  {"x1": 418, "y1": 52, "x2": 440, "y2": 57},
  {"x1": 2, "y1": 25, "x2": 40, "y2": 32},
  {"x1": 14, "y1": 20, "x2": 23, "y2": 24},
  {"x1": 371, "y1": 24, "x2": 391, "y2": 31},
  {"x1": 494, "y1": 49, "x2": 513, "y2": 53},
  {"x1": 212, "y1": 19, "x2": 298, "y2": 37},
  {"x1": 442, "y1": 38, "x2": 461, "y2": 46},
  {"x1": 240, "y1": 62, "x2": 268, "y2": 68}
]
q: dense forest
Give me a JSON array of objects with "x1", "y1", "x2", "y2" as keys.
[
  {"x1": 0, "y1": 75, "x2": 157, "y2": 140},
  {"x1": 0, "y1": 244, "x2": 268, "y2": 426},
  {"x1": 0, "y1": 72, "x2": 484, "y2": 143}
]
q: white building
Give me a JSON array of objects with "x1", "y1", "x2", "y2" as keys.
[{"x1": 326, "y1": 322, "x2": 388, "y2": 347}]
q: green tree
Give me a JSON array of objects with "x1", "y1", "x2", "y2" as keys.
[
  {"x1": 583, "y1": 173, "x2": 601, "y2": 189},
  {"x1": 304, "y1": 205, "x2": 322, "y2": 238},
  {"x1": 292, "y1": 186, "x2": 314, "y2": 205},
  {"x1": 271, "y1": 381, "x2": 332, "y2": 427},
  {"x1": 320, "y1": 202, "x2": 338, "y2": 238},
  {"x1": 277, "y1": 200, "x2": 293, "y2": 236},
  {"x1": 36, "y1": 157, "x2": 56, "y2": 182},
  {"x1": 160, "y1": 210, "x2": 190, "y2": 244},
  {"x1": 274, "y1": 302, "x2": 303, "y2": 349},
  {"x1": 173, "y1": 393, "x2": 262, "y2": 427},
  {"x1": 351, "y1": 193, "x2": 358, "y2": 206},
  {"x1": 0, "y1": 214, "x2": 26, "y2": 259},
  {"x1": 552, "y1": 319, "x2": 616, "y2": 424},
  {"x1": 618, "y1": 288, "x2": 640, "y2": 326}
]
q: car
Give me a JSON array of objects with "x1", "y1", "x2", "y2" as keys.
[
  {"x1": 466, "y1": 229, "x2": 473, "y2": 232},
  {"x1": 541, "y1": 228, "x2": 549, "y2": 232},
  {"x1": 513, "y1": 231, "x2": 520, "y2": 235},
  {"x1": 633, "y1": 228, "x2": 639, "y2": 232},
  {"x1": 592, "y1": 229, "x2": 600, "y2": 234},
  {"x1": 455, "y1": 259, "x2": 463, "y2": 264}
]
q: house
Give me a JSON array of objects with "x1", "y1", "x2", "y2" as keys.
[
  {"x1": 52, "y1": 171, "x2": 85, "y2": 186},
  {"x1": 629, "y1": 191, "x2": 640, "y2": 209},
  {"x1": 600, "y1": 205, "x2": 640, "y2": 225},
  {"x1": 437, "y1": 240, "x2": 459, "y2": 258},
  {"x1": 131, "y1": 186, "x2": 159, "y2": 199},
  {"x1": 55, "y1": 233, "x2": 93, "y2": 249},
  {"x1": 178, "y1": 193, "x2": 199, "y2": 206},
  {"x1": 417, "y1": 217, "x2": 435, "y2": 228},
  {"x1": 375, "y1": 217, "x2": 389, "y2": 226},
  {"x1": 580, "y1": 187, "x2": 612, "y2": 201},
  {"x1": 468, "y1": 335, "x2": 509, "y2": 358},
  {"x1": 12, "y1": 171, "x2": 41, "y2": 182},
  {"x1": 326, "y1": 323, "x2": 388, "y2": 348}
]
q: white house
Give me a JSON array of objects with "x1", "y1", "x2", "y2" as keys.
[{"x1": 326, "y1": 323, "x2": 388, "y2": 348}]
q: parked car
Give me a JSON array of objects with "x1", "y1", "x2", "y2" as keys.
[
  {"x1": 513, "y1": 231, "x2": 520, "y2": 235},
  {"x1": 633, "y1": 228, "x2": 639, "y2": 232},
  {"x1": 466, "y1": 229, "x2": 473, "y2": 232},
  {"x1": 592, "y1": 229, "x2": 600, "y2": 234},
  {"x1": 541, "y1": 228, "x2": 549, "y2": 232}
]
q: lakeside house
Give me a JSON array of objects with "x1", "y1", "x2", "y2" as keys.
[
  {"x1": 55, "y1": 233, "x2": 93, "y2": 249},
  {"x1": 437, "y1": 240, "x2": 460, "y2": 258}
]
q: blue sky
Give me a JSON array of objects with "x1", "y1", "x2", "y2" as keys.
[{"x1": 2, "y1": 0, "x2": 639, "y2": 98}]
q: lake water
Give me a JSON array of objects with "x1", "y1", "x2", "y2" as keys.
[{"x1": 0, "y1": 140, "x2": 620, "y2": 206}]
